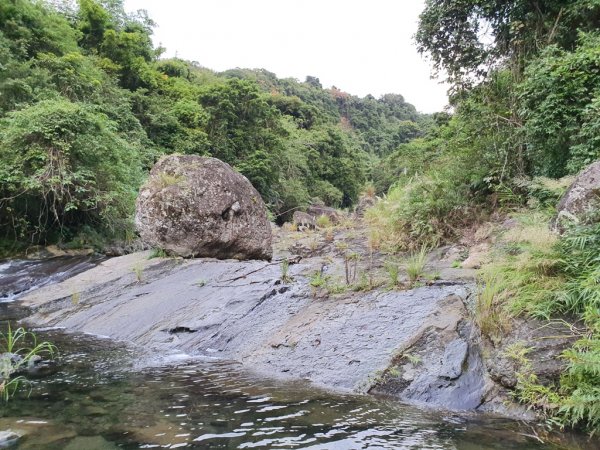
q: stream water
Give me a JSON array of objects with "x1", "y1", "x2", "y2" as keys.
[
  {"x1": 0, "y1": 258, "x2": 597, "y2": 449},
  {"x1": 0, "y1": 256, "x2": 104, "y2": 302}
]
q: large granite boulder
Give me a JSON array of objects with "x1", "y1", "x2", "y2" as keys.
[
  {"x1": 553, "y1": 160, "x2": 600, "y2": 233},
  {"x1": 135, "y1": 155, "x2": 272, "y2": 260}
]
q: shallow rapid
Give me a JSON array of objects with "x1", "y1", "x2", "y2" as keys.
[{"x1": 0, "y1": 256, "x2": 104, "y2": 302}]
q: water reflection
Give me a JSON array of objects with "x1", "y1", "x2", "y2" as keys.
[{"x1": 0, "y1": 331, "x2": 595, "y2": 449}]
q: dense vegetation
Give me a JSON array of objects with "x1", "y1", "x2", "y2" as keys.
[
  {"x1": 0, "y1": 0, "x2": 425, "y2": 254},
  {"x1": 366, "y1": 0, "x2": 600, "y2": 434}
]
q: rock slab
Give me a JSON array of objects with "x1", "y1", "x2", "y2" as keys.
[
  {"x1": 135, "y1": 155, "x2": 272, "y2": 260},
  {"x1": 19, "y1": 252, "x2": 490, "y2": 411}
]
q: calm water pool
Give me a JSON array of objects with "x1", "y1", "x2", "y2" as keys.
[{"x1": 0, "y1": 330, "x2": 595, "y2": 450}]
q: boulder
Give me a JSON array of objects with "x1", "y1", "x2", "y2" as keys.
[
  {"x1": 306, "y1": 204, "x2": 342, "y2": 224},
  {"x1": 354, "y1": 194, "x2": 376, "y2": 217},
  {"x1": 553, "y1": 160, "x2": 600, "y2": 233},
  {"x1": 292, "y1": 211, "x2": 315, "y2": 231},
  {"x1": 135, "y1": 155, "x2": 272, "y2": 260}
]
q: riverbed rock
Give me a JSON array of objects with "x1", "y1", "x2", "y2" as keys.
[
  {"x1": 484, "y1": 318, "x2": 577, "y2": 389},
  {"x1": 354, "y1": 194, "x2": 376, "y2": 217},
  {"x1": 306, "y1": 204, "x2": 343, "y2": 224},
  {"x1": 0, "y1": 256, "x2": 103, "y2": 302},
  {"x1": 63, "y1": 436, "x2": 119, "y2": 450},
  {"x1": 17, "y1": 222, "x2": 538, "y2": 418},
  {"x1": 135, "y1": 155, "x2": 272, "y2": 260},
  {"x1": 369, "y1": 295, "x2": 487, "y2": 410},
  {"x1": 0, "y1": 430, "x2": 21, "y2": 448},
  {"x1": 292, "y1": 211, "x2": 316, "y2": 231},
  {"x1": 19, "y1": 250, "x2": 493, "y2": 411},
  {"x1": 553, "y1": 160, "x2": 600, "y2": 233}
]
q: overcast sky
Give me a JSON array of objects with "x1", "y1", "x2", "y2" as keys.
[{"x1": 124, "y1": 0, "x2": 448, "y2": 113}]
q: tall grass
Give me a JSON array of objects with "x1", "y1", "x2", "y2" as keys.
[
  {"x1": 384, "y1": 260, "x2": 400, "y2": 287},
  {"x1": 405, "y1": 244, "x2": 428, "y2": 283},
  {"x1": 0, "y1": 324, "x2": 56, "y2": 401}
]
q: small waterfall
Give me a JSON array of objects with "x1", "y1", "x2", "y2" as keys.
[{"x1": 0, "y1": 256, "x2": 105, "y2": 302}]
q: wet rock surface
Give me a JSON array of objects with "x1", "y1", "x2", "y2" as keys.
[
  {"x1": 0, "y1": 430, "x2": 21, "y2": 448},
  {"x1": 135, "y1": 155, "x2": 272, "y2": 260},
  {"x1": 369, "y1": 295, "x2": 487, "y2": 410},
  {"x1": 0, "y1": 256, "x2": 104, "y2": 302},
  {"x1": 18, "y1": 271, "x2": 492, "y2": 412}
]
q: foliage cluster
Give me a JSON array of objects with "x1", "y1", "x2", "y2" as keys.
[
  {"x1": 362, "y1": 0, "x2": 600, "y2": 432},
  {"x1": 371, "y1": 1, "x2": 600, "y2": 252}
]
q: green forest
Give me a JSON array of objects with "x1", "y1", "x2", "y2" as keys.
[{"x1": 1, "y1": 0, "x2": 600, "y2": 434}]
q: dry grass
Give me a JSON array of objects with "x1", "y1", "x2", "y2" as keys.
[
  {"x1": 363, "y1": 183, "x2": 376, "y2": 198},
  {"x1": 503, "y1": 222, "x2": 557, "y2": 252},
  {"x1": 156, "y1": 173, "x2": 186, "y2": 189},
  {"x1": 337, "y1": 217, "x2": 356, "y2": 230},
  {"x1": 367, "y1": 228, "x2": 382, "y2": 251},
  {"x1": 282, "y1": 222, "x2": 298, "y2": 232}
]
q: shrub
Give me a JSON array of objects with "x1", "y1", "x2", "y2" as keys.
[
  {"x1": 0, "y1": 100, "x2": 144, "y2": 245},
  {"x1": 315, "y1": 214, "x2": 332, "y2": 229},
  {"x1": 367, "y1": 173, "x2": 472, "y2": 251}
]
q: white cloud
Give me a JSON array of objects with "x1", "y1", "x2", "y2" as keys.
[{"x1": 124, "y1": 0, "x2": 448, "y2": 113}]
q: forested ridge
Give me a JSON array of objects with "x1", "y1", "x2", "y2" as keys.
[{"x1": 0, "y1": 0, "x2": 425, "y2": 253}]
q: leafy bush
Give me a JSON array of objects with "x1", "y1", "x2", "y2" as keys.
[
  {"x1": 520, "y1": 33, "x2": 600, "y2": 177},
  {"x1": 368, "y1": 173, "x2": 472, "y2": 251},
  {"x1": 0, "y1": 99, "x2": 144, "y2": 244}
]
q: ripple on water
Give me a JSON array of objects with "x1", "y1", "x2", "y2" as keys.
[{"x1": 0, "y1": 330, "x2": 594, "y2": 449}]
